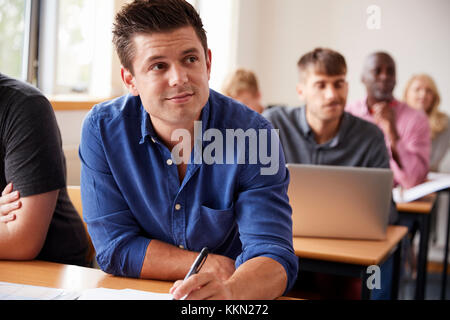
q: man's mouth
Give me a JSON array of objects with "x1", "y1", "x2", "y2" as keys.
[
  {"x1": 166, "y1": 92, "x2": 194, "y2": 103},
  {"x1": 324, "y1": 101, "x2": 342, "y2": 108}
]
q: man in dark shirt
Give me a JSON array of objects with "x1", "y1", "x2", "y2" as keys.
[
  {"x1": 0, "y1": 72, "x2": 90, "y2": 266},
  {"x1": 263, "y1": 48, "x2": 397, "y2": 299},
  {"x1": 263, "y1": 49, "x2": 389, "y2": 170}
]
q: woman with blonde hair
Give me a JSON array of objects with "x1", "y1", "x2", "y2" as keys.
[
  {"x1": 404, "y1": 74, "x2": 450, "y2": 171},
  {"x1": 222, "y1": 68, "x2": 264, "y2": 114}
]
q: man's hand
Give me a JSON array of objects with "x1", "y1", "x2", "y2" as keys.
[
  {"x1": 0, "y1": 183, "x2": 21, "y2": 223},
  {"x1": 372, "y1": 101, "x2": 403, "y2": 167},
  {"x1": 169, "y1": 252, "x2": 236, "y2": 299},
  {"x1": 170, "y1": 257, "x2": 287, "y2": 300},
  {"x1": 201, "y1": 253, "x2": 236, "y2": 281},
  {"x1": 372, "y1": 101, "x2": 399, "y2": 144},
  {"x1": 170, "y1": 272, "x2": 233, "y2": 300}
]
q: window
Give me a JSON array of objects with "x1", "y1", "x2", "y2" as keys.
[
  {"x1": 55, "y1": 0, "x2": 95, "y2": 94},
  {"x1": 195, "y1": 0, "x2": 237, "y2": 91},
  {"x1": 0, "y1": 0, "x2": 236, "y2": 98},
  {"x1": 40, "y1": 0, "x2": 114, "y2": 96},
  {"x1": 0, "y1": 0, "x2": 31, "y2": 80}
]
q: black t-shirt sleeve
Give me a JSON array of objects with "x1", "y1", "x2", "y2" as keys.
[{"x1": 3, "y1": 95, "x2": 65, "y2": 197}]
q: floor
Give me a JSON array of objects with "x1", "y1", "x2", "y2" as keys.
[{"x1": 399, "y1": 270, "x2": 450, "y2": 300}]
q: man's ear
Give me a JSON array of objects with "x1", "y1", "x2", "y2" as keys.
[
  {"x1": 361, "y1": 73, "x2": 367, "y2": 85},
  {"x1": 121, "y1": 67, "x2": 139, "y2": 96},
  {"x1": 296, "y1": 82, "x2": 305, "y2": 101},
  {"x1": 206, "y1": 49, "x2": 212, "y2": 80}
]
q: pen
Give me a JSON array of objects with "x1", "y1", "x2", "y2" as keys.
[
  {"x1": 183, "y1": 247, "x2": 209, "y2": 281},
  {"x1": 172, "y1": 247, "x2": 208, "y2": 300}
]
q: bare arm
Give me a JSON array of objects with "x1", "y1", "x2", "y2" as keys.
[
  {"x1": 0, "y1": 189, "x2": 59, "y2": 260},
  {"x1": 140, "y1": 240, "x2": 236, "y2": 281}
]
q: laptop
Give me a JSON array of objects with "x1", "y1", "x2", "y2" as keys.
[{"x1": 286, "y1": 164, "x2": 393, "y2": 240}]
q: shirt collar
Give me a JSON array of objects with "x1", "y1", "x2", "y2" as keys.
[
  {"x1": 139, "y1": 105, "x2": 156, "y2": 144},
  {"x1": 300, "y1": 105, "x2": 347, "y2": 148},
  {"x1": 362, "y1": 96, "x2": 400, "y2": 116},
  {"x1": 299, "y1": 106, "x2": 312, "y2": 137}
]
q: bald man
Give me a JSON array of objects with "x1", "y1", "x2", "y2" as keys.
[{"x1": 346, "y1": 52, "x2": 430, "y2": 189}]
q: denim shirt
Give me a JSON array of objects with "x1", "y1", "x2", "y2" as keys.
[{"x1": 79, "y1": 89, "x2": 298, "y2": 293}]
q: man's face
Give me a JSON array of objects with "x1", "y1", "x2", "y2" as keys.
[
  {"x1": 121, "y1": 26, "x2": 211, "y2": 128},
  {"x1": 234, "y1": 90, "x2": 263, "y2": 113},
  {"x1": 297, "y1": 69, "x2": 348, "y2": 124},
  {"x1": 362, "y1": 54, "x2": 396, "y2": 102}
]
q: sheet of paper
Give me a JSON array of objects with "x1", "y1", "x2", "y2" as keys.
[
  {"x1": 77, "y1": 287, "x2": 173, "y2": 300},
  {"x1": 392, "y1": 172, "x2": 450, "y2": 203},
  {"x1": 0, "y1": 281, "x2": 80, "y2": 300}
]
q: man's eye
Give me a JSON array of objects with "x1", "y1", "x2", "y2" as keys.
[
  {"x1": 316, "y1": 83, "x2": 325, "y2": 89},
  {"x1": 151, "y1": 63, "x2": 166, "y2": 71},
  {"x1": 186, "y1": 56, "x2": 198, "y2": 63}
]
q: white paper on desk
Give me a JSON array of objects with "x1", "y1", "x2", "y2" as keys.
[
  {"x1": 0, "y1": 281, "x2": 80, "y2": 300},
  {"x1": 393, "y1": 172, "x2": 450, "y2": 203},
  {"x1": 77, "y1": 287, "x2": 173, "y2": 300}
]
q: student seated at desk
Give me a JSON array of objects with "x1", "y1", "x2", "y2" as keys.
[
  {"x1": 403, "y1": 74, "x2": 449, "y2": 278},
  {"x1": 79, "y1": 0, "x2": 298, "y2": 300},
  {"x1": 346, "y1": 52, "x2": 430, "y2": 189},
  {"x1": 263, "y1": 48, "x2": 397, "y2": 299},
  {"x1": 404, "y1": 74, "x2": 449, "y2": 172},
  {"x1": 221, "y1": 68, "x2": 265, "y2": 114},
  {"x1": 0, "y1": 73, "x2": 90, "y2": 266}
]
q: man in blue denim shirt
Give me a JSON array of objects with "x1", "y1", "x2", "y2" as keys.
[{"x1": 79, "y1": 0, "x2": 297, "y2": 300}]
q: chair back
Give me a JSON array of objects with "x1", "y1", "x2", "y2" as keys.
[{"x1": 67, "y1": 185, "x2": 95, "y2": 266}]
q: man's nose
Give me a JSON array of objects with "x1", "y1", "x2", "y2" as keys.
[
  {"x1": 168, "y1": 64, "x2": 188, "y2": 87},
  {"x1": 378, "y1": 68, "x2": 391, "y2": 81},
  {"x1": 324, "y1": 85, "x2": 338, "y2": 100}
]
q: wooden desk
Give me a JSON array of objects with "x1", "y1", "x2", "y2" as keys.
[
  {"x1": 396, "y1": 193, "x2": 436, "y2": 214},
  {"x1": 0, "y1": 260, "x2": 173, "y2": 295},
  {"x1": 0, "y1": 260, "x2": 297, "y2": 300},
  {"x1": 396, "y1": 193, "x2": 437, "y2": 300},
  {"x1": 293, "y1": 225, "x2": 408, "y2": 300}
]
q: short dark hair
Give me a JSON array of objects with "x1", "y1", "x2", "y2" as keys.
[
  {"x1": 113, "y1": 0, "x2": 208, "y2": 74},
  {"x1": 297, "y1": 48, "x2": 347, "y2": 81}
]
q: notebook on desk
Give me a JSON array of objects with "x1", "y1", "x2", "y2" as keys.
[{"x1": 286, "y1": 164, "x2": 393, "y2": 240}]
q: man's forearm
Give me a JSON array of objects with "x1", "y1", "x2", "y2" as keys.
[
  {"x1": 0, "y1": 191, "x2": 57, "y2": 260},
  {"x1": 140, "y1": 240, "x2": 236, "y2": 281},
  {"x1": 140, "y1": 240, "x2": 198, "y2": 280},
  {"x1": 225, "y1": 257, "x2": 287, "y2": 300},
  {"x1": 385, "y1": 124, "x2": 403, "y2": 169}
]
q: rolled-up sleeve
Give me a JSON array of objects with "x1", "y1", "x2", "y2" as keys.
[
  {"x1": 234, "y1": 123, "x2": 298, "y2": 293},
  {"x1": 79, "y1": 112, "x2": 150, "y2": 277}
]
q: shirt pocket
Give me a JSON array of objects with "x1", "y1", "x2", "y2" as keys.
[{"x1": 187, "y1": 204, "x2": 237, "y2": 252}]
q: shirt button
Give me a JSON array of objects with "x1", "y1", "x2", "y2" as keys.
[
  {"x1": 151, "y1": 137, "x2": 156, "y2": 143},
  {"x1": 166, "y1": 159, "x2": 173, "y2": 166},
  {"x1": 179, "y1": 245, "x2": 184, "y2": 249},
  {"x1": 175, "y1": 204, "x2": 181, "y2": 211}
]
